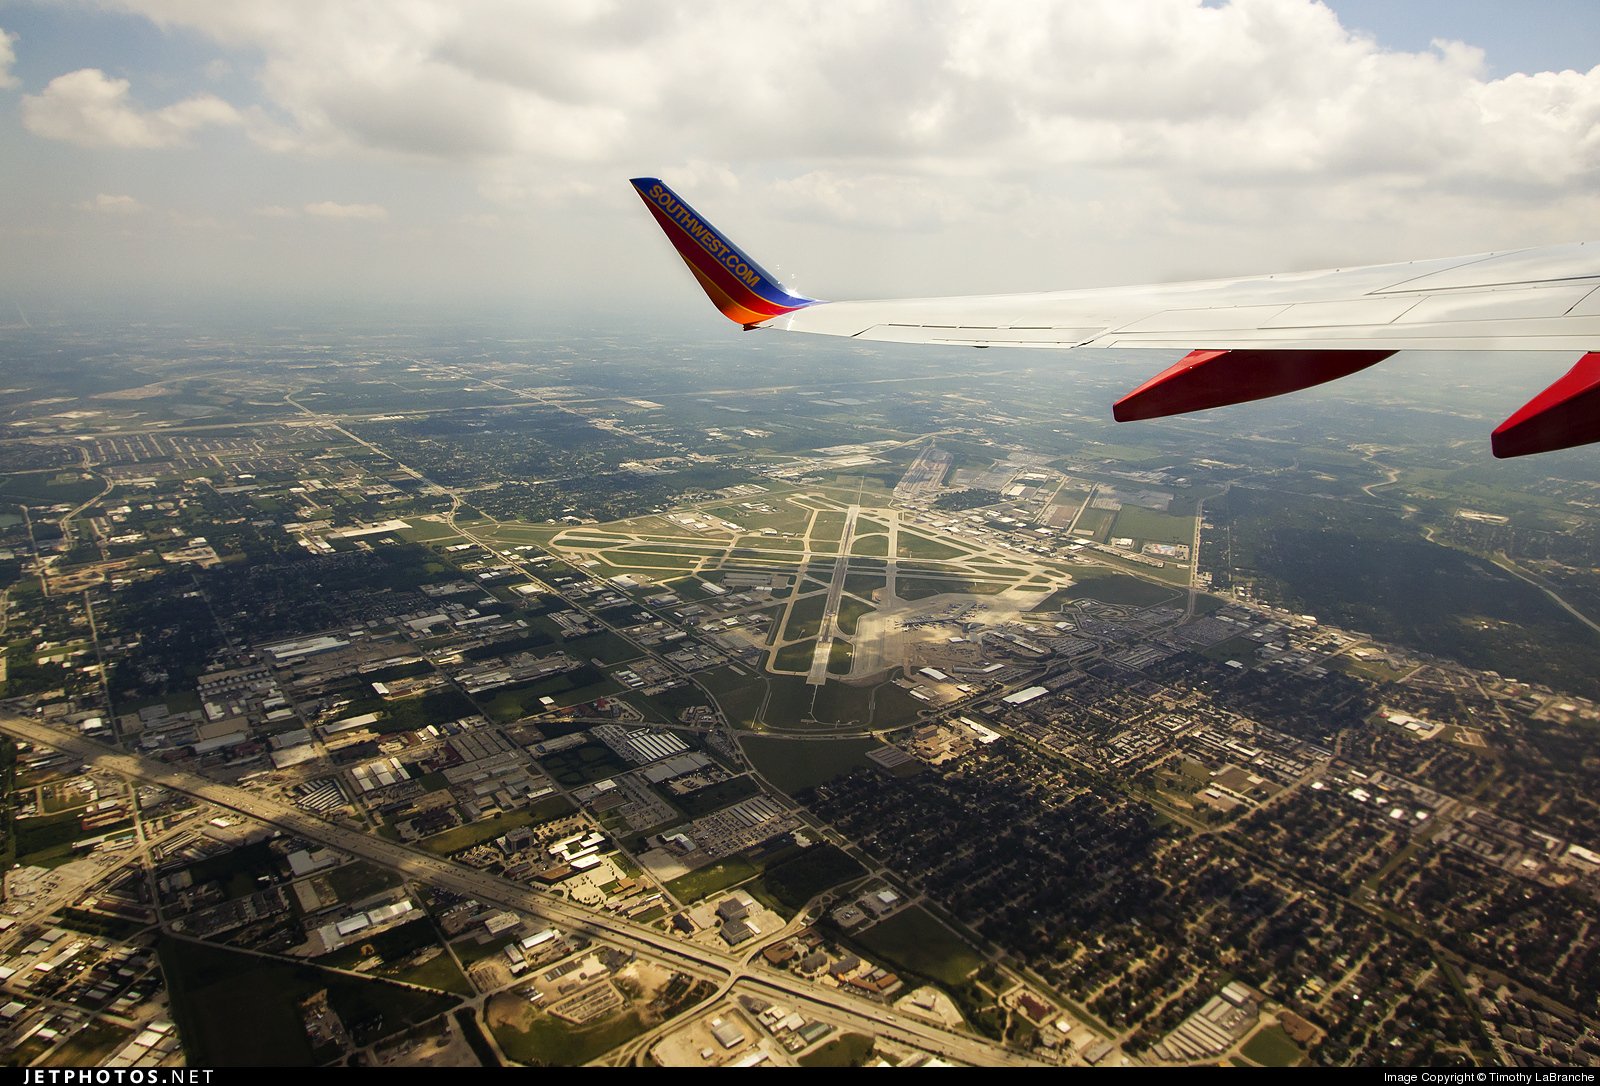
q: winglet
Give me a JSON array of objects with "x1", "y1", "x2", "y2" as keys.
[
  {"x1": 630, "y1": 177, "x2": 818, "y2": 327},
  {"x1": 1492, "y1": 352, "x2": 1600, "y2": 458}
]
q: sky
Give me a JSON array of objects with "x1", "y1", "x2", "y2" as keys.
[{"x1": 0, "y1": 0, "x2": 1597, "y2": 322}]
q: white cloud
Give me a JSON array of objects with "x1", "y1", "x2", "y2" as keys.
[
  {"x1": 22, "y1": 67, "x2": 240, "y2": 148},
  {"x1": 77, "y1": 193, "x2": 144, "y2": 213},
  {"x1": 89, "y1": 2, "x2": 1600, "y2": 193},
  {"x1": 305, "y1": 200, "x2": 387, "y2": 220},
  {"x1": 28, "y1": 1, "x2": 1600, "y2": 301},
  {"x1": 0, "y1": 27, "x2": 17, "y2": 90}
]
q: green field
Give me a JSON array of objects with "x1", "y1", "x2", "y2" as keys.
[
  {"x1": 489, "y1": 1004, "x2": 647, "y2": 1067},
  {"x1": 1222, "y1": 485, "x2": 1600, "y2": 698},
  {"x1": 160, "y1": 937, "x2": 457, "y2": 1066},
  {"x1": 836, "y1": 596, "x2": 874, "y2": 636},
  {"x1": 414, "y1": 795, "x2": 573, "y2": 856},
  {"x1": 742, "y1": 736, "x2": 883, "y2": 793},
  {"x1": 0, "y1": 471, "x2": 105, "y2": 505},
  {"x1": 1109, "y1": 505, "x2": 1195, "y2": 545},
  {"x1": 1240, "y1": 1023, "x2": 1304, "y2": 1067},
  {"x1": 483, "y1": 672, "x2": 622, "y2": 722},
  {"x1": 753, "y1": 845, "x2": 866, "y2": 909},
  {"x1": 1072, "y1": 507, "x2": 1116, "y2": 541},
  {"x1": 773, "y1": 639, "x2": 818, "y2": 673},
  {"x1": 672, "y1": 774, "x2": 762, "y2": 818},
  {"x1": 842, "y1": 573, "x2": 885, "y2": 600},
  {"x1": 1064, "y1": 573, "x2": 1184, "y2": 607},
  {"x1": 697, "y1": 664, "x2": 768, "y2": 730},
  {"x1": 798, "y1": 1032, "x2": 875, "y2": 1067},
  {"x1": 783, "y1": 592, "x2": 830, "y2": 641},
  {"x1": 810, "y1": 510, "x2": 847, "y2": 542},
  {"x1": 539, "y1": 742, "x2": 631, "y2": 786},
  {"x1": 896, "y1": 576, "x2": 1003, "y2": 601},
  {"x1": 851, "y1": 905, "x2": 983, "y2": 987},
  {"x1": 664, "y1": 856, "x2": 759, "y2": 902},
  {"x1": 317, "y1": 920, "x2": 473, "y2": 996},
  {"x1": 14, "y1": 809, "x2": 131, "y2": 868},
  {"x1": 895, "y1": 532, "x2": 969, "y2": 560}
]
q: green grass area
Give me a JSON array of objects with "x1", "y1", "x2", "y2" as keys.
[
  {"x1": 671, "y1": 774, "x2": 762, "y2": 818},
  {"x1": 1199, "y1": 634, "x2": 1261, "y2": 664},
  {"x1": 160, "y1": 936, "x2": 457, "y2": 1065},
  {"x1": 665, "y1": 856, "x2": 759, "y2": 902},
  {"x1": 700, "y1": 497, "x2": 814, "y2": 535},
  {"x1": 697, "y1": 664, "x2": 767, "y2": 729},
  {"x1": 1333, "y1": 651, "x2": 1414, "y2": 683},
  {"x1": 1109, "y1": 505, "x2": 1195, "y2": 545},
  {"x1": 773, "y1": 639, "x2": 819, "y2": 673},
  {"x1": 827, "y1": 639, "x2": 854, "y2": 676},
  {"x1": 1221, "y1": 485, "x2": 1600, "y2": 697},
  {"x1": 613, "y1": 541, "x2": 725, "y2": 558},
  {"x1": 0, "y1": 471, "x2": 105, "y2": 505},
  {"x1": 967, "y1": 563, "x2": 1028, "y2": 578},
  {"x1": 39, "y1": 784, "x2": 91, "y2": 815},
  {"x1": 323, "y1": 861, "x2": 403, "y2": 903},
  {"x1": 563, "y1": 629, "x2": 643, "y2": 665},
  {"x1": 783, "y1": 592, "x2": 830, "y2": 641},
  {"x1": 1066, "y1": 573, "x2": 1184, "y2": 607},
  {"x1": 414, "y1": 795, "x2": 574, "y2": 856},
  {"x1": 478, "y1": 667, "x2": 620, "y2": 722},
  {"x1": 316, "y1": 919, "x2": 472, "y2": 996},
  {"x1": 1072, "y1": 507, "x2": 1116, "y2": 541},
  {"x1": 820, "y1": 677, "x2": 924, "y2": 727},
  {"x1": 453, "y1": 931, "x2": 523, "y2": 966},
  {"x1": 895, "y1": 532, "x2": 970, "y2": 560},
  {"x1": 810, "y1": 510, "x2": 847, "y2": 542},
  {"x1": 396, "y1": 521, "x2": 467, "y2": 544},
  {"x1": 1240, "y1": 1023, "x2": 1304, "y2": 1067},
  {"x1": 752, "y1": 845, "x2": 865, "y2": 909},
  {"x1": 592, "y1": 549, "x2": 700, "y2": 572},
  {"x1": 896, "y1": 576, "x2": 1004, "y2": 601},
  {"x1": 489, "y1": 1005, "x2": 647, "y2": 1068},
  {"x1": 56, "y1": 906, "x2": 148, "y2": 941},
  {"x1": 799, "y1": 1032, "x2": 874, "y2": 1067},
  {"x1": 835, "y1": 596, "x2": 874, "y2": 636},
  {"x1": 842, "y1": 573, "x2": 885, "y2": 600},
  {"x1": 1047, "y1": 491, "x2": 1090, "y2": 519},
  {"x1": 15, "y1": 809, "x2": 130, "y2": 868},
  {"x1": 356, "y1": 689, "x2": 479, "y2": 734},
  {"x1": 734, "y1": 535, "x2": 805, "y2": 553},
  {"x1": 391, "y1": 950, "x2": 474, "y2": 996},
  {"x1": 850, "y1": 533, "x2": 888, "y2": 557},
  {"x1": 538, "y1": 742, "x2": 631, "y2": 786},
  {"x1": 1083, "y1": 442, "x2": 1167, "y2": 464},
  {"x1": 742, "y1": 736, "x2": 883, "y2": 793},
  {"x1": 852, "y1": 904, "x2": 983, "y2": 987}
]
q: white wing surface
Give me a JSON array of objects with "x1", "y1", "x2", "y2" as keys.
[{"x1": 631, "y1": 177, "x2": 1600, "y2": 457}]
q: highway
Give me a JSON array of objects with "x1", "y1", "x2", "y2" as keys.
[{"x1": 0, "y1": 713, "x2": 1038, "y2": 1067}]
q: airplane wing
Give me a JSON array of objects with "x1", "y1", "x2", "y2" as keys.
[{"x1": 630, "y1": 177, "x2": 1600, "y2": 457}]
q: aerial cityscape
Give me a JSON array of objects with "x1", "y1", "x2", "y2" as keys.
[
  {"x1": 0, "y1": 317, "x2": 1594, "y2": 1067},
  {"x1": 3, "y1": 0, "x2": 1600, "y2": 1071}
]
